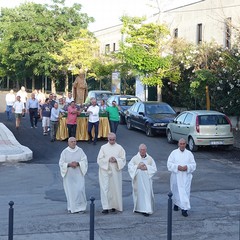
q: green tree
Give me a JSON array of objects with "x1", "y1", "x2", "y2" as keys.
[
  {"x1": 0, "y1": 0, "x2": 94, "y2": 92},
  {"x1": 212, "y1": 47, "x2": 240, "y2": 115},
  {"x1": 170, "y1": 38, "x2": 240, "y2": 115},
  {"x1": 51, "y1": 28, "x2": 99, "y2": 93},
  {"x1": 118, "y1": 16, "x2": 180, "y2": 101},
  {"x1": 89, "y1": 57, "x2": 117, "y2": 91}
]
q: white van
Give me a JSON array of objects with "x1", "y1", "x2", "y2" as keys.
[{"x1": 85, "y1": 90, "x2": 113, "y2": 105}]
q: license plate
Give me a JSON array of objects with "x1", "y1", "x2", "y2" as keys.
[{"x1": 210, "y1": 141, "x2": 223, "y2": 145}]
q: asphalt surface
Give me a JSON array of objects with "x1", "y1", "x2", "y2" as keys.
[{"x1": 0, "y1": 91, "x2": 240, "y2": 240}]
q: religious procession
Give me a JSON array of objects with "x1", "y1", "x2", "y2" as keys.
[
  {"x1": 4, "y1": 69, "x2": 196, "y2": 219},
  {"x1": 59, "y1": 133, "x2": 196, "y2": 218}
]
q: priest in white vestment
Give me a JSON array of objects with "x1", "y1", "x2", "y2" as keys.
[
  {"x1": 128, "y1": 144, "x2": 157, "y2": 217},
  {"x1": 167, "y1": 138, "x2": 196, "y2": 217},
  {"x1": 97, "y1": 132, "x2": 126, "y2": 214},
  {"x1": 59, "y1": 137, "x2": 88, "y2": 213}
]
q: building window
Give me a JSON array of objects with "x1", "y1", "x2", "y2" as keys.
[
  {"x1": 173, "y1": 28, "x2": 178, "y2": 38},
  {"x1": 105, "y1": 44, "x2": 110, "y2": 54},
  {"x1": 225, "y1": 17, "x2": 231, "y2": 49},
  {"x1": 113, "y1": 43, "x2": 116, "y2": 52},
  {"x1": 197, "y1": 23, "x2": 202, "y2": 44}
]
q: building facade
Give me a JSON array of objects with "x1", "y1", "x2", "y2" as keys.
[
  {"x1": 94, "y1": 0, "x2": 240, "y2": 54},
  {"x1": 162, "y1": 0, "x2": 240, "y2": 47},
  {"x1": 94, "y1": 24, "x2": 123, "y2": 55}
]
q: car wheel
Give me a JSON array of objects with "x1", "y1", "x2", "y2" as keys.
[
  {"x1": 188, "y1": 137, "x2": 198, "y2": 152},
  {"x1": 145, "y1": 124, "x2": 153, "y2": 137},
  {"x1": 126, "y1": 118, "x2": 132, "y2": 130},
  {"x1": 167, "y1": 130, "x2": 174, "y2": 143}
]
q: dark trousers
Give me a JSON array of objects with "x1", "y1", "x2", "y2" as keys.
[
  {"x1": 88, "y1": 121, "x2": 99, "y2": 143},
  {"x1": 67, "y1": 124, "x2": 77, "y2": 138},
  {"x1": 29, "y1": 108, "x2": 38, "y2": 127},
  {"x1": 50, "y1": 121, "x2": 59, "y2": 140},
  {"x1": 109, "y1": 120, "x2": 119, "y2": 133}
]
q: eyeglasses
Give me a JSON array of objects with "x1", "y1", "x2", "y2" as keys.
[{"x1": 108, "y1": 139, "x2": 116, "y2": 141}]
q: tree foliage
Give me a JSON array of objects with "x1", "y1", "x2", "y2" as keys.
[
  {"x1": 119, "y1": 16, "x2": 180, "y2": 89},
  {"x1": 169, "y1": 38, "x2": 240, "y2": 115},
  {"x1": 0, "y1": 0, "x2": 94, "y2": 91}
]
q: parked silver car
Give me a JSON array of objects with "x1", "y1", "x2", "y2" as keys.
[{"x1": 166, "y1": 110, "x2": 234, "y2": 151}]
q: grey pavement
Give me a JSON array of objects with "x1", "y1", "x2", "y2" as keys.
[
  {"x1": 0, "y1": 161, "x2": 239, "y2": 240},
  {"x1": 0, "y1": 123, "x2": 240, "y2": 240}
]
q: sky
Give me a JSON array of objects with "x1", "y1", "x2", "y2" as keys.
[{"x1": 0, "y1": 0, "x2": 199, "y2": 31}]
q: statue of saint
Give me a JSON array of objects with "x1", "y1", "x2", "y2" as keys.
[{"x1": 72, "y1": 69, "x2": 88, "y2": 105}]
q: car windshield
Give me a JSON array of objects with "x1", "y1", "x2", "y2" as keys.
[
  {"x1": 146, "y1": 104, "x2": 175, "y2": 114},
  {"x1": 199, "y1": 115, "x2": 229, "y2": 125},
  {"x1": 95, "y1": 93, "x2": 112, "y2": 101},
  {"x1": 119, "y1": 97, "x2": 139, "y2": 106}
]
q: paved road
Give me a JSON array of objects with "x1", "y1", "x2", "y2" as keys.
[{"x1": 0, "y1": 91, "x2": 240, "y2": 240}]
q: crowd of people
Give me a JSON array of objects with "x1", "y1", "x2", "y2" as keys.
[
  {"x1": 59, "y1": 133, "x2": 196, "y2": 217},
  {"x1": 5, "y1": 86, "x2": 122, "y2": 143}
]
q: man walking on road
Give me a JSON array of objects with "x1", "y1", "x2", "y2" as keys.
[
  {"x1": 87, "y1": 98, "x2": 100, "y2": 145},
  {"x1": 5, "y1": 89, "x2": 15, "y2": 121},
  {"x1": 17, "y1": 86, "x2": 28, "y2": 117},
  {"x1": 26, "y1": 93, "x2": 40, "y2": 128},
  {"x1": 40, "y1": 98, "x2": 51, "y2": 136},
  {"x1": 50, "y1": 102, "x2": 65, "y2": 142},
  {"x1": 128, "y1": 143, "x2": 157, "y2": 217},
  {"x1": 66, "y1": 101, "x2": 80, "y2": 138},
  {"x1": 106, "y1": 100, "x2": 120, "y2": 134},
  {"x1": 12, "y1": 95, "x2": 25, "y2": 129},
  {"x1": 97, "y1": 132, "x2": 126, "y2": 214},
  {"x1": 167, "y1": 138, "x2": 196, "y2": 217},
  {"x1": 59, "y1": 137, "x2": 88, "y2": 214}
]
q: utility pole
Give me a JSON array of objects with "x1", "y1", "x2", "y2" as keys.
[{"x1": 206, "y1": 85, "x2": 210, "y2": 110}]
